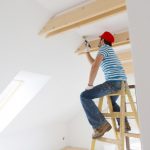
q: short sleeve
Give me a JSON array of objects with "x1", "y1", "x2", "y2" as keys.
[{"x1": 97, "y1": 45, "x2": 109, "y2": 59}]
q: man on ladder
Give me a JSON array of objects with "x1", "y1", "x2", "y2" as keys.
[{"x1": 80, "y1": 31, "x2": 131, "y2": 139}]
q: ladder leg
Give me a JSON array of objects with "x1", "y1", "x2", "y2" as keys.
[
  {"x1": 124, "y1": 95, "x2": 131, "y2": 150},
  {"x1": 90, "y1": 97, "x2": 103, "y2": 150},
  {"x1": 126, "y1": 85, "x2": 140, "y2": 130},
  {"x1": 91, "y1": 139, "x2": 96, "y2": 150},
  {"x1": 125, "y1": 137, "x2": 130, "y2": 150},
  {"x1": 107, "y1": 96, "x2": 120, "y2": 150},
  {"x1": 120, "y1": 89, "x2": 126, "y2": 150}
]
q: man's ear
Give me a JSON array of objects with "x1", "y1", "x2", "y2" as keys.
[
  {"x1": 98, "y1": 43, "x2": 101, "y2": 47},
  {"x1": 99, "y1": 38, "x2": 103, "y2": 47},
  {"x1": 101, "y1": 39, "x2": 104, "y2": 43}
]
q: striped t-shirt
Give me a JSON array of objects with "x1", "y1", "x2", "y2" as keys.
[{"x1": 97, "y1": 44, "x2": 127, "y2": 81}]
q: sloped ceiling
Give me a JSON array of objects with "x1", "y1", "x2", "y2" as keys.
[
  {"x1": 36, "y1": 0, "x2": 88, "y2": 14},
  {"x1": 0, "y1": 0, "x2": 134, "y2": 132}
]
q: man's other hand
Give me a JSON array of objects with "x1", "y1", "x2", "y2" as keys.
[{"x1": 85, "y1": 85, "x2": 94, "y2": 90}]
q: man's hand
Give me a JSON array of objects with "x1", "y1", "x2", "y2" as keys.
[
  {"x1": 85, "y1": 85, "x2": 94, "y2": 90},
  {"x1": 83, "y1": 38, "x2": 91, "y2": 53}
]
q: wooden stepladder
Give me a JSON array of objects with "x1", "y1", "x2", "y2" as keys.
[{"x1": 91, "y1": 81, "x2": 141, "y2": 150}]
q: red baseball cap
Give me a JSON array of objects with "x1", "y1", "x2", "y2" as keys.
[{"x1": 99, "y1": 31, "x2": 115, "y2": 44}]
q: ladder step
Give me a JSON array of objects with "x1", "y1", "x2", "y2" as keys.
[
  {"x1": 108, "y1": 91, "x2": 123, "y2": 96},
  {"x1": 97, "y1": 137, "x2": 120, "y2": 145},
  {"x1": 125, "y1": 133, "x2": 141, "y2": 138},
  {"x1": 103, "y1": 112, "x2": 135, "y2": 118}
]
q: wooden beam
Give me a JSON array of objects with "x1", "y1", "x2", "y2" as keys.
[
  {"x1": 76, "y1": 31, "x2": 130, "y2": 54},
  {"x1": 39, "y1": 0, "x2": 126, "y2": 37}
]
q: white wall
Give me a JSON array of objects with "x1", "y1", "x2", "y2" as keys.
[
  {"x1": 126, "y1": 0, "x2": 150, "y2": 149},
  {"x1": 0, "y1": 1, "x2": 71, "y2": 150},
  {"x1": 0, "y1": 123, "x2": 68, "y2": 150},
  {"x1": 67, "y1": 109, "x2": 104, "y2": 150}
]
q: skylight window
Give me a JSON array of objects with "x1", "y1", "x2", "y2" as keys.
[{"x1": 0, "y1": 71, "x2": 50, "y2": 133}]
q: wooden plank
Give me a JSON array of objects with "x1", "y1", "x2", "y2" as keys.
[
  {"x1": 98, "y1": 137, "x2": 120, "y2": 145},
  {"x1": 108, "y1": 91, "x2": 125, "y2": 96},
  {"x1": 125, "y1": 133, "x2": 141, "y2": 138},
  {"x1": 76, "y1": 32, "x2": 130, "y2": 54},
  {"x1": 103, "y1": 112, "x2": 135, "y2": 118},
  {"x1": 39, "y1": 0, "x2": 126, "y2": 37}
]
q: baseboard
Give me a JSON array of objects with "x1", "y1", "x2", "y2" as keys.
[{"x1": 62, "y1": 146, "x2": 88, "y2": 150}]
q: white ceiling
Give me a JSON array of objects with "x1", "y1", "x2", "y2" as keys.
[
  {"x1": 36, "y1": 0, "x2": 89, "y2": 17},
  {"x1": 0, "y1": 0, "x2": 134, "y2": 133},
  {"x1": 75, "y1": 12, "x2": 129, "y2": 39}
]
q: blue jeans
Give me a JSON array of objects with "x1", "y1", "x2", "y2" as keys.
[{"x1": 80, "y1": 80, "x2": 128, "y2": 129}]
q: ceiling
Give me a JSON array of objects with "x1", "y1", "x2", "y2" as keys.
[
  {"x1": 75, "y1": 12, "x2": 129, "y2": 39},
  {"x1": 36, "y1": 0, "x2": 90, "y2": 16},
  {"x1": 0, "y1": 0, "x2": 135, "y2": 133}
]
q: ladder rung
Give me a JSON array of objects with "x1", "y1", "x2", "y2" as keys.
[
  {"x1": 108, "y1": 92, "x2": 122, "y2": 96},
  {"x1": 126, "y1": 102, "x2": 137, "y2": 104},
  {"x1": 107, "y1": 85, "x2": 135, "y2": 96},
  {"x1": 97, "y1": 137, "x2": 120, "y2": 145},
  {"x1": 125, "y1": 133, "x2": 141, "y2": 138},
  {"x1": 103, "y1": 112, "x2": 135, "y2": 118}
]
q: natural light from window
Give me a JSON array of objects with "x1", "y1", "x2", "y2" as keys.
[{"x1": 0, "y1": 71, "x2": 50, "y2": 133}]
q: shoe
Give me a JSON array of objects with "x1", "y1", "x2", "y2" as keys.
[
  {"x1": 117, "y1": 122, "x2": 131, "y2": 132},
  {"x1": 92, "y1": 122, "x2": 112, "y2": 139}
]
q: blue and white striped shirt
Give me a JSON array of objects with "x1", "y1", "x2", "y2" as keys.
[{"x1": 97, "y1": 44, "x2": 127, "y2": 81}]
